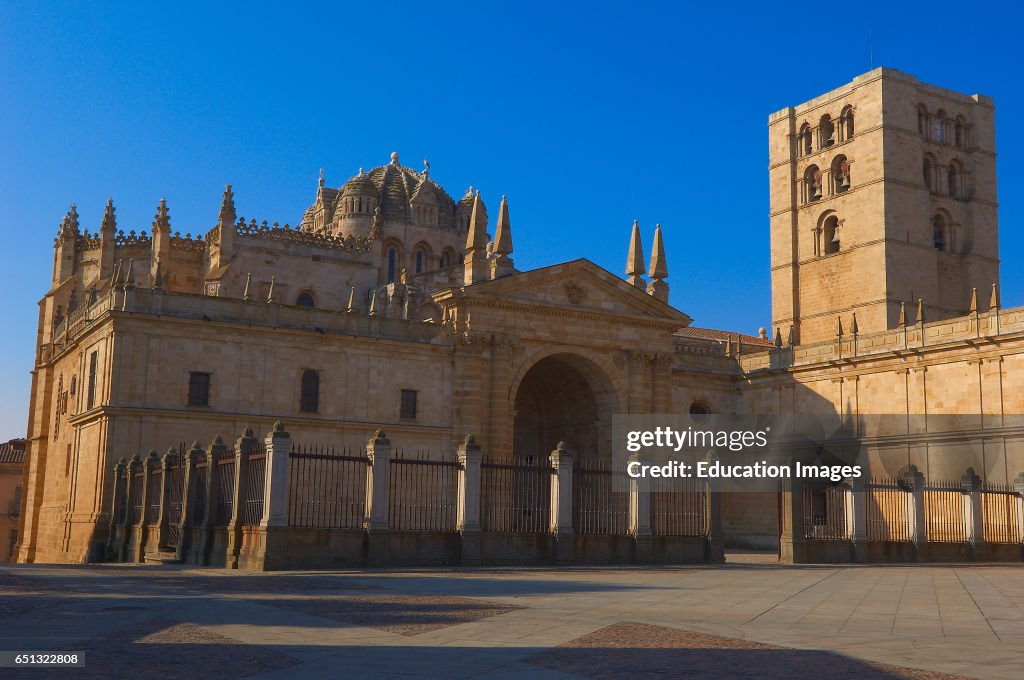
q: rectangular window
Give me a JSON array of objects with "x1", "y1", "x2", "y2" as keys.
[
  {"x1": 400, "y1": 389, "x2": 418, "y2": 421},
  {"x1": 10, "y1": 486, "x2": 21, "y2": 517},
  {"x1": 188, "y1": 372, "x2": 211, "y2": 406},
  {"x1": 300, "y1": 370, "x2": 319, "y2": 413},
  {"x1": 86, "y1": 351, "x2": 98, "y2": 410}
]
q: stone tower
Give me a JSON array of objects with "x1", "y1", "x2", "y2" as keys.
[{"x1": 768, "y1": 68, "x2": 998, "y2": 345}]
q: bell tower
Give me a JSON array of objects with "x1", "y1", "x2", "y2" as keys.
[{"x1": 768, "y1": 68, "x2": 998, "y2": 345}]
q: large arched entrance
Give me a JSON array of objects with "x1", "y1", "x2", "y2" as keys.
[{"x1": 512, "y1": 353, "x2": 618, "y2": 462}]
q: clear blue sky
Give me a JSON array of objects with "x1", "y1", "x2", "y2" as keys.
[{"x1": 1, "y1": 1, "x2": 1020, "y2": 439}]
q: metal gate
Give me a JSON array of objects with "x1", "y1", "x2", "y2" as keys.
[{"x1": 163, "y1": 444, "x2": 186, "y2": 549}]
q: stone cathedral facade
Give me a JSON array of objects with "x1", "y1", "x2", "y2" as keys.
[{"x1": 16, "y1": 68, "x2": 1024, "y2": 565}]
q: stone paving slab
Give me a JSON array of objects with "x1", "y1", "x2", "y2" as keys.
[{"x1": 2, "y1": 563, "x2": 1024, "y2": 678}]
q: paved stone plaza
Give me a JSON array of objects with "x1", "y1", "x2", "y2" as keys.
[{"x1": 2, "y1": 558, "x2": 1023, "y2": 679}]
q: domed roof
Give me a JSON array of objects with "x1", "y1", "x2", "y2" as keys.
[
  {"x1": 340, "y1": 169, "x2": 377, "y2": 198},
  {"x1": 301, "y1": 153, "x2": 465, "y2": 231}
]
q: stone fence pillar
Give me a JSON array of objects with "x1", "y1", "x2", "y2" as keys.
[
  {"x1": 704, "y1": 455, "x2": 724, "y2": 563},
  {"x1": 225, "y1": 428, "x2": 258, "y2": 569},
  {"x1": 245, "y1": 422, "x2": 292, "y2": 570},
  {"x1": 119, "y1": 454, "x2": 141, "y2": 562},
  {"x1": 1013, "y1": 473, "x2": 1024, "y2": 551},
  {"x1": 549, "y1": 442, "x2": 574, "y2": 564},
  {"x1": 629, "y1": 452, "x2": 653, "y2": 563},
  {"x1": 176, "y1": 441, "x2": 204, "y2": 563},
  {"x1": 106, "y1": 457, "x2": 127, "y2": 560},
  {"x1": 961, "y1": 467, "x2": 984, "y2": 560},
  {"x1": 363, "y1": 429, "x2": 392, "y2": 566},
  {"x1": 778, "y1": 459, "x2": 804, "y2": 563},
  {"x1": 457, "y1": 434, "x2": 482, "y2": 565},
  {"x1": 903, "y1": 465, "x2": 927, "y2": 562},
  {"x1": 844, "y1": 475, "x2": 867, "y2": 562},
  {"x1": 156, "y1": 447, "x2": 176, "y2": 551},
  {"x1": 196, "y1": 436, "x2": 227, "y2": 566},
  {"x1": 134, "y1": 451, "x2": 160, "y2": 562}
]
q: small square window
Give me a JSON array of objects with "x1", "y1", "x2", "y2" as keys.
[
  {"x1": 400, "y1": 389, "x2": 418, "y2": 421},
  {"x1": 188, "y1": 372, "x2": 211, "y2": 407}
]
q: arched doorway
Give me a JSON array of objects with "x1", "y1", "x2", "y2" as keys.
[{"x1": 512, "y1": 353, "x2": 618, "y2": 462}]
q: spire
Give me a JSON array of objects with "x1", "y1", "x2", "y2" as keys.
[
  {"x1": 490, "y1": 195, "x2": 515, "y2": 279},
  {"x1": 851, "y1": 312, "x2": 859, "y2": 335},
  {"x1": 969, "y1": 287, "x2": 978, "y2": 314},
  {"x1": 243, "y1": 273, "x2": 252, "y2": 301},
  {"x1": 124, "y1": 258, "x2": 135, "y2": 288},
  {"x1": 101, "y1": 199, "x2": 116, "y2": 233},
  {"x1": 345, "y1": 286, "x2": 356, "y2": 313},
  {"x1": 916, "y1": 298, "x2": 925, "y2": 325},
  {"x1": 368, "y1": 289, "x2": 378, "y2": 316},
  {"x1": 989, "y1": 283, "x2": 999, "y2": 311},
  {"x1": 774, "y1": 327, "x2": 783, "y2": 347},
  {"x1": 266, "y1": 276, "x2": 276, "y2": 303},
  {"x1": 465, "y1": 193, "x2": 487, "y2": 251},
  {"x1": 463, "y1": 193, "x2": 489, "y2": 285},
  {"x1": 626, "y1": 219, "x2": 645, "y2": 288},
  {"x1": 493, "y1": 195, "x2": 513, "y2": 256},
  {"x1": 218, "y1": 184, "x2": 236, "y2": 226},
  {"x1": 318, "y1": 168, "x2": 325, "y2": 188},
  {"x1": 898, "y1": 302, "x2": 906, "y2": 327},
  {"x1": 646, "y1": 224, "x2": 669, "y2": 303},
  {"x1": 836, "y1": 316, "x2": 843, "y2": 337},
  {"x1": 787, "y1": 325, "x2": 795, "y2": 346},
  {"x1": 153, "y1": 198, "x2": 170, "y2": 233}
]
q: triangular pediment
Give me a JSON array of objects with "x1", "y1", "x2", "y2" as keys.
[{"x1": 433, "y1": 259, "x2": 692, "y2": 327}]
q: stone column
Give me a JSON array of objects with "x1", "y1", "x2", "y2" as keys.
[
  {"x1": 363, "y1": 429, "x2": 392, "y2": 566},
  {"x1": 196, "y1": 436, "x2": 227, "y2": 566},
  {"x1": 549, "y1": 442, "x2": 574, "y2": 565},
  {"x1": 106, "y1": 457, "x2": 126, "y2": 560},
  {"x1": 175, "y1": 441, "x2": 204, "y2": 563},
  {"x1": 252, "y1": 421, "x2": 292, "y2": 571},
  {"x1": 961, "y1": 467, "x2": 984, "y2": 561},
  {"x1": 1013, "y1": 473, "x2": 1024, "y2": 557},
  {"x1": 156, "y1": 447, "x2": 176, "y2": 552},
  {"x1": 903, "y1": 465, "x2": 927, "y2": 562},
  {"x1": 225, "y1": 428, "x2": 257, "y2": 570},
  {"x1": 629, "y1": 452, "x2": 653, "y2": 563},
  {"x1": 845, "y1": 475, "x2": 867, "y2": 562},
  {"x1": 457, "y1": 434, "x2": 483, "y2": 565}
]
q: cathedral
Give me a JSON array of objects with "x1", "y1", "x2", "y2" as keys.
[{"x1": 16, "y1": 67, "x2": 1024, "y2": 566}]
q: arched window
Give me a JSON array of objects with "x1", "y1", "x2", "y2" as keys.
[
  {"x1": 918, "y1": 105, "x2": 928, "y2": 135},
  {"x1": 832, "y1": 155, "x2": 851, "y2": 193},
  {"x1": 798, "y1": 123, "x2": 812, "y2": 156},
  {"x1": 923, "y1": 156, "x2": 934, "y2": 191},
  {"x1": 823, "y1": 215, "x2": 840, "y2": 254},
  {"x1": 300, "y1": 369, "x2": 319, "y2": 413},
  {"x1": 386, "y1": 246, "x2": 398, "y2": 283},
  {"x1": 804, "y1": 165, "x2": 822, "y2": 203},
  {"x1": 933, "y1": 214, "x2": 947, "y2": 251},
  {"x1": 296, "y1": 291, "x2": 315, "y2": 308},
  {"x1": 840, "y1": 106, "x2": 854, "y2": 141},
  {"x1": 415, "y1": 249, "x2": 424, "y2": 274},
  {"x1": 689, "y1": 401, "x2": 711, "y2": 423},
  {"x1": 819, "y1": 114, "x2": 835, "y2": 149},
  {"x1": 955, "y1": 117, "x2": 965, "y2": 147},
  {"x1": 947, "y1": 162, "x2": 960, "y2": 198},
  {"x1": 440, "y1": 250, "x2": 452, "y2": 268},
  {"x1": 933, "y1": 110, "x2": 946, "y2": 143}
]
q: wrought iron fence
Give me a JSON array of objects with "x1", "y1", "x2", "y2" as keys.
[
  {"x1": 164, "y1": 445, "x2": 186, "y2": 548},
  {"x1": 240, "y1": 446, "x2": 267, "y2": 526},
  {"x1": 650, "y1": 475, "x2": 705, "y2": 536},
  {"x1": 145, "y1": 467, "x2": 161, "y2": 523},
  {"x1": 129, "y1": 469, "x2": 144, "y2": 524},
  {"x1": 388, "y1": 450, "x2": 459, "y2": 532},
  {"x1": 925, "y1": 482, "x2": 967, "y2": 542},
  {"x1": 572, "y1": 458, "x2": 629, "y2": 535},
  {"x1": 288, "y1": 444, "x2": 368, "y2": 529},
  {"x1": 214, "y1": 449, "x2": 236, "y2": 526},
  {"x1": 982, "y1": 483, "x2": 1020, "y2": 544},
  {"x1": 865, "y1": 478, "x2": 911, "y2": 542},
  {"x1": 480, "y1": 455, "x2": 552, "y2": 533},
  {"x1": 802, "y1": 481, "x2": 847, "y2": 540}
]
